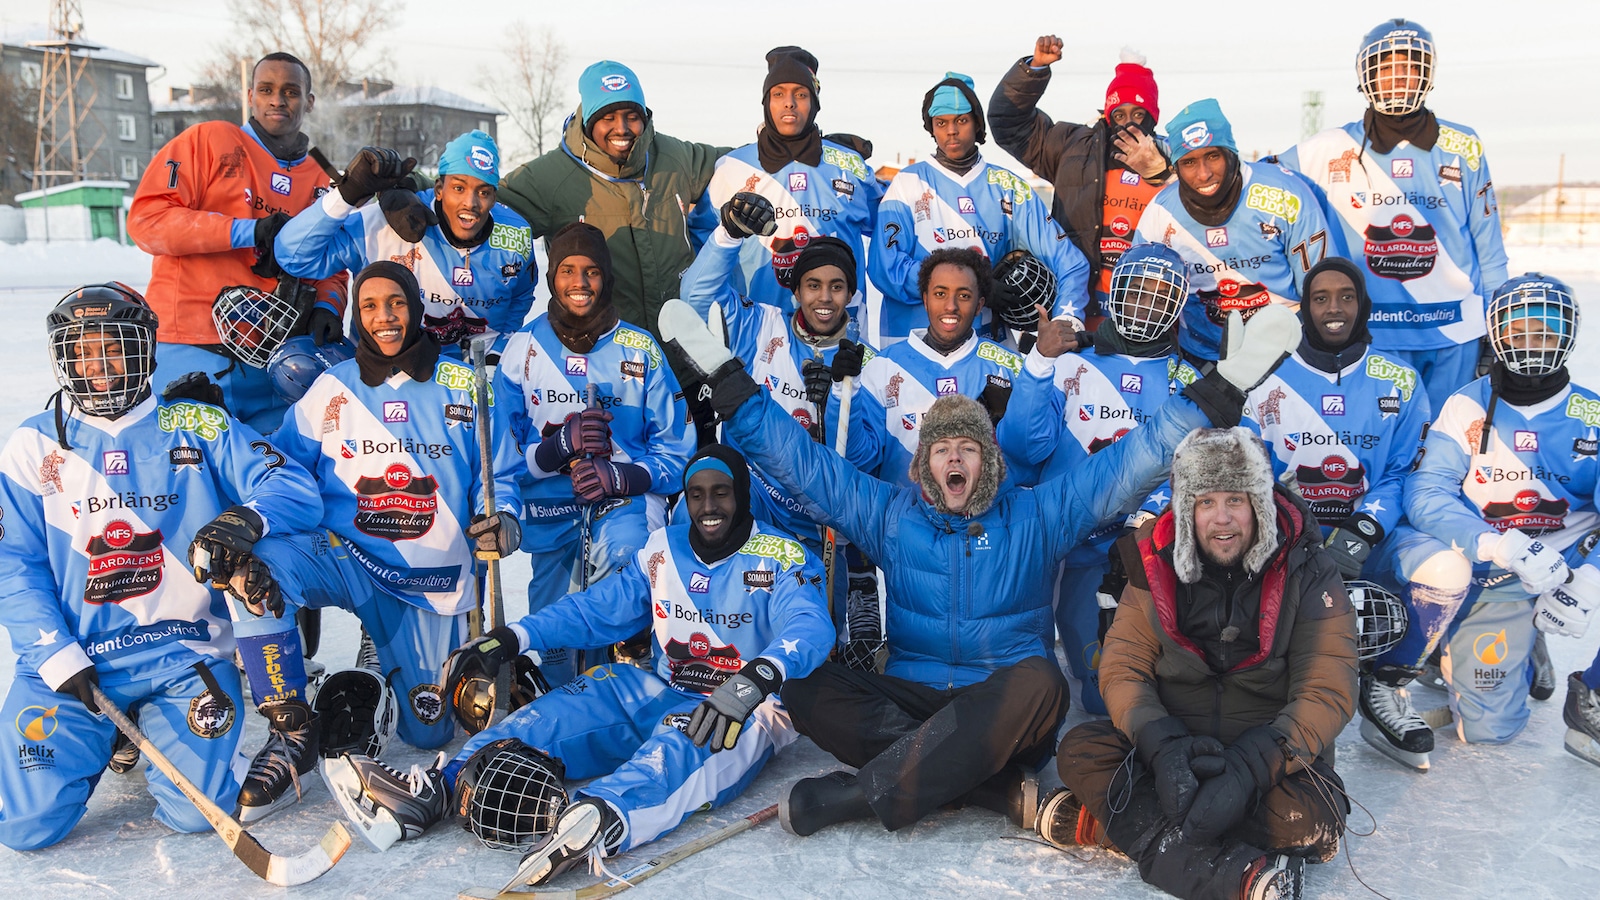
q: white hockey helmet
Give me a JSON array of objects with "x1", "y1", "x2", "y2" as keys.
[
  {"x1": 1486, "y1": 273, "x2": 1580, "y2": 377},
  {"x1": 1107, "y1": 243, "x2": 1187, "y2": 343},
  {"x1": 1357, "y1": 19, "x2": 1436, "y2": 116}
]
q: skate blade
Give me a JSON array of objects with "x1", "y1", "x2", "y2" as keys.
[
  {"x1": 507, "y1": 803, "x2": 602, "y2": 889},
  {"x1": 237, "y1": 778, "x2": 314, "y2": 823},
  {"x1": 1359, "y1": 718, "x2": 1430, "y2": 772},
  {"x1": 320, "y1": 757, "x2": 403, "y2": 852},
  {"x1": 1564, "y1": 728, "x2": 1600, "y2": 767}
]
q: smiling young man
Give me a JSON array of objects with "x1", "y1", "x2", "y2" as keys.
[
  {"x1": 128, "y1": 52, "x2": 349, "y2": 433},
  {"x1": 322, "y1": 445, "x2": 831, "y2": 884},
  {"x1": 276, "y1": 130, "x2": 538, "y2": 352},
  {"x1": 869, "y1": 71, "x2": 1090, "y2": 344},
  {"x1": 1131, "y1": 100, "x2": 1335, "y2": 364}
]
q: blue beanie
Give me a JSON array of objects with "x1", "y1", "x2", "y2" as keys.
[
  {"x1": 927, "y1": 72, "x2": 975, "y2": 117},
  {"x1": 1165, "y1": 99, "x2": 1237, "y2": 160},
  {"x1": 579, "y1": 60, "x2": 647, "y2": 129},
  {"x1": 438, "y1": 130, "x2": 500, "y2": 186}
]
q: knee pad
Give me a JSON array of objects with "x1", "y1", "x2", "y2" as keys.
[{"x1": 1411, "y1": 549, "x2": 1472, "y2": 595}]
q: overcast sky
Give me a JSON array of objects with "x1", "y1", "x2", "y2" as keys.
[{"x1": 5, "y1": 0, "x2": 1597, "y2": 185}]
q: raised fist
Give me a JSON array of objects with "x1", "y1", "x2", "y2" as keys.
[
  {"x1": 1032, "y1": 35, "x2": 1064, "y2": 67},
  {"x1": 720, "y1": 192, "x2": 777, "y2": 240}
]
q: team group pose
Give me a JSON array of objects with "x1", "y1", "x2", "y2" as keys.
[{"x1": 1, "y1": 17, "x2": 1593, "y2": 900}]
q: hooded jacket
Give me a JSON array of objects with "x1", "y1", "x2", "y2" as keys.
[
  {"x1": 496, "y1": 108, "x2": 729, "y2": 338},
  {"x1": 1101, "y1": 486, "x2": 1357, "y2": 765}
]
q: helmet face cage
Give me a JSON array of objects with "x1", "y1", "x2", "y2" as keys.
[
  {"x1": 1107, "y1": 258, "x2": 1187, "y2": 342},
  {"x1": 1347, "y1": 579, "x2": 1407, "y2": 661},
  {"x1": 1487, "y1": 278, "x2": 1580, "y2": 376},
  {"x1": 994, "y1": 251, "x2": 1058, "y2": 331},
  {"x1": 213, "y1": 285, "x2": 305, "y2": 368},
  {"x1": 49, "y1": 312, "x2": 156, "y2": 419},
  {"x1": 1358, "y1": 25, "x2": 1435, "y2": 116},
  {"x1": 462, "y1": 746, "x2": 569, "y2": 851}
]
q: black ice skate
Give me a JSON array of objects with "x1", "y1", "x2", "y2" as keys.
[
  {"x1": 1562, "y1": 671, "x2": 1600, "y2": 768},
  {"x1": 107, "y1": 714, "x2": 141, "y2": 775},
  {"x1": 507, "y1": 797, "x2": 623, "y2": 888},
  {"x1": 238, "y1": 699, "x2": 321, "y2": 822},
  {"x1": 322, "y1": 751, "x2": 447, "y2": 852},
  {"x1": 1358, "y1": 667, "x2": 1433, "y2": 772},
  {"x1": 1530, "y1": 633, "x2": 1556, "y2": 701}
]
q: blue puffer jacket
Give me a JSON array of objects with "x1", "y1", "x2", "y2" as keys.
[{"x1": 725, "y1": 387, "x2": 1210, "y2": 688}]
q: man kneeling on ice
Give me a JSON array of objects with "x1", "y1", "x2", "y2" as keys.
[
  {"x1": 649, "y1": 290, "x2": 1299, "y2": 839},
  {"x1": 322, "y1": 445, "x2": 833, "y2": 890}
]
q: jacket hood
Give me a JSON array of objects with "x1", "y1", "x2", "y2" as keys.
[{"x1": 563, "y1": 105, "x2": 655, "y2": 179}]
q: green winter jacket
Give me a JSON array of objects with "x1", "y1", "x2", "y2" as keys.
[{"x1": 497, "y1": 108, "x2": 729, "y2": 338}]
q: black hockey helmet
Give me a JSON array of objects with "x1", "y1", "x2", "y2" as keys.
[
  {"x1": 452, "y1": 738, "x2": 568, "y2": 851},
  {"x1": 47, "y1": 282, "x2": 159, "y2": 419}
]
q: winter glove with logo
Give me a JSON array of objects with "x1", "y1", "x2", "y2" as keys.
[{"x1": 687, "y1": 658, "x2": 783, "y2": 751}]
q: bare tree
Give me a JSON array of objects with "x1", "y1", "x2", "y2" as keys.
[
  {"x1": 0, "y1": 67, "x2": 34, "y2": 203},
  {"x1": 478, "y1": 22, "x2": 568, "y2": 160}
]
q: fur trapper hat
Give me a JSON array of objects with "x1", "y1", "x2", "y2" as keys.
[
  {"x1": 911, "y1": 394, "x2": 1005, "y2": 517},
  {"x1": 1170, "y1": 426, "x2": 1276, "y2": 583}
]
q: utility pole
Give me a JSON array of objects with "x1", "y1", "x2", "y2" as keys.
[{"x1": 1301, "y1": 91, "x2": 1324, "y2": 141}]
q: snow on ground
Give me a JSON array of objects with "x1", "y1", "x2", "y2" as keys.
[{"x1": 1, "y1": 243, "x2": 1599, "y2": 898}]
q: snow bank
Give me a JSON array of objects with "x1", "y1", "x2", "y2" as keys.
[{"x1": 0, "y1": 239, "x2": 152, "y2": 290}]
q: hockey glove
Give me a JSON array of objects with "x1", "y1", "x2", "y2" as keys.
[
  {"x1": 189, "y1": 505, "x2": 265, "y2": 585},
  {"x1": 571, "y1": 458, "x2": 652, "y2": 503},
  {"x1": 250, "y1": 212, "x2": 292, "y2": 279},
  {"x1": 1182, "y1": 725, "x2": 1289, "y2": 844},
  {"x1": 533, "y1": 409, "x2": 615, "y2": 473},
  {"x1": 659, "y1": 299, "x2": 761, "y2": 421},
  {"x1": 687, "y1": 658, "x2": 783, "y2": 751},
  {"x1": 1136, "y1": 717, "x2": 1226, "y2": 821},
  {"x1": 831, "y1": 340, "x2": 866, "y2": 381},
  {"x1": 307, "y1": 306, "x2": 345, "y2": 346},
  {"x1": 1535, "y1": 564, "x2": 1600, "y2": 638},
  {"x1": 1488, "y1": 529, "x2": 1571, "y2": 595},
  {"x1": 465, "y1": 512, "x2": 522, "y2": 560},
  {"x1": 978, "y1": 376, "x2": 1013, "y2": 426},
  {"x1": 720, "y1": 192, "x2": 778, "y2": 239},
  {"x1": 378, "y1": 188, "x2": 437, "y2": 243},
  {"x1": 338, "y1": 146, "x2": 417, "y2": 205},
  {"x1": 801, "y1": 358, "x2": 833, "y2": 412},
  {"x1": 1216, "y1": 305, "x2": 1298, "y2": 393},
  {"x1": 1324, "y1": 514, "x2": 1383, "y2": 580},
  {"x1": 162, "y1": 371, "x2": 227, "y2": 410},
  {"x1": 227, "y1": 554, "x2": 284, "y2": 618},
  {"x1": 443, "y1": 626, "x2": 521, "y2": 714},
  {"x1": 56, "y1": 663, "x2": 101, "y2": 714}
]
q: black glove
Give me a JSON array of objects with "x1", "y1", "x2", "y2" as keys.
[
  {"x1": 442, "y1": 625, "x2": 521, "y2": 703},
  {"x1": 978, "y1": 376, "x2": 1012, "y2": 425},
  {"x1": 659, "y1": 299, "x2": 762, "y2": 421},
  {"x1": 307, "y1": 307, "x2": 344, "y2": 346},
  {"x1": 250, "y1": 212, "x2": 292, "y2": 279},
  {"x1": 378, "y1": 188, "x2": 437, "y2": 242},
  {"x1": 1182, "y1": 725, "x2": 1289, "y2": 843},
  {"x1": 466, "y1": 512, "x2": 522, "y2": 560},
  {"x1": 831, "y1": 339, "x2": 866, "y2": 381},
  {"x1": 162, "y1": 371, "x2": 226, "y2": 410},
  {"x1": 338, "y1": 146, "x2": 417, "y2": 204},
  {"x1": 1324, "y1": 514, "x2": 1382, "y2": 579},
  {"x1": 801, "y1": 358, "x2": 833, "y2": 411},
  {"x1": 58, "y1": 663, "x2": 101, "y2": 713},
  {"x1": 227, "y1": 554, "x2": 284, "y2": 618},
  {"x1": 687, "y1": 658, "x2": 783, "y2": 751},
  {"x1": 720, "y1": 191, "x2": 777, "y2": 239},
  {"x1": 189, "y1": 505, "x2": 265, "y2": 586},
  {"x1": 1136, "y1": 717, "x2": 1226, "y2": 822}
]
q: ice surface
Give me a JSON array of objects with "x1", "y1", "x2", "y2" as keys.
[{"x1": 1, "y1": 242, "x2": 1599, "y2": 897}]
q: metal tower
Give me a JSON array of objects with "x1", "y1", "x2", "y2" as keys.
[
  {"x1": 29, "y1": 0, "x2": 100, "y2": 190},
  {"x1": 1301, "y1": 91, "x2": 1324, "y2": 141}
]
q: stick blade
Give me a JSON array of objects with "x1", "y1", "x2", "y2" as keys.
[{"x1": 264, "y1": 820, "x2": 353, "y2": 886}]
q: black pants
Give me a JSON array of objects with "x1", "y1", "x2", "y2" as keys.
[
  {"x1": 781, "y1": 656, "x2": 1067, "y2": 830},
  {"x1": 1058, "y1": 719, "x2": 1347, "y2": 900}
]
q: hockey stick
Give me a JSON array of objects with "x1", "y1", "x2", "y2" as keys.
[
  {"x1": 470, "y1": 337, "x2": 513, "y2": 725},
  {"x1": 88, "y1": 684, "x2": 351, "y2": 885},
  {"x1": 458, "y1": 804, "x2": 779, "y2": 900},
  {"x1": 821, "y1": 375, "x2": 853, "y2": 626},
  {"x1": 574, "y1": 384, "x2": 598, "y2": 673}
]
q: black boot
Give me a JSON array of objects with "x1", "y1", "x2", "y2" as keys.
[
  {"x1": 780, "y1": 771, "x2": 875, "y2": 837},
  {"x1": 237, "y1": 699, "x2": 320, "y2": 822}
]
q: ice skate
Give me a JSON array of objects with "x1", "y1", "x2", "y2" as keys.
[
  {"x1": 1035, "y1": 787, "x2": 1108, "y2": 850},
  {"x1": 1530, "y1": 632, "x2": 1556, "y2": 701},
  {"x1": 1562, "y1": 672, "x2": 1600, "y2": 768},
  {"x1": 237, "y1": 699, "x2": 321, "y2": 822},
  {"x1": 506, "y1": 797, "x2": 622, "y2": 888},
  {"x1": 1358, "y1": 668, "x2": 1432, "y2": 772},
  {"x1": 1243, "y1": 853, "x2": 1304, "y2": 900},
  {"x1": 107, "y1": 727, "x2": 141, "y2": 775},
  {"x1": 322, "y1": 751, "x2": 447, "y2": 852}
]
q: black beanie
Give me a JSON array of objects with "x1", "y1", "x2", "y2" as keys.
[
  {"x1": 350, "y1": 260, "x2": 440, "y2": 386},
  {"x1": 684, "y1": 444, "x2": 755, "y2": 564},
  {"x1": 1300, "y1": 256, "x2": 1373, "y2": 352},
  {"x1": 545, "y1": 222, "x2": 620, "y2": 353},
  {"x1": 790, "y1": 236, "x2": 857, "y2": 294},
  {"x1": 762, "y1": 46, "x2": 820, "y2": 110}
]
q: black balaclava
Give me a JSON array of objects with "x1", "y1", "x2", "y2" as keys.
[
  {"x1": 1364, "y1": 107, "x2": 1440, "y2": 155},
  {"x1": 248, "y1": 116, "x2": 310, "y2": 163},
  {"x1": 1297, "y1": 256, "x2": 1374, "y2": 375},
  {"x1": 352, "y1": 260, "x2": 440, "y2": 387},
  {"x1": 1177, "y1": 148, "x2": 1243, "y2": 228},
  {"x1": 921, "y1": 76, "x2": 986, "y2": 175},
  {"x1": 756, "y1": 46, "x2": 823, "y2": 174},
  {"x1": 788, "y1": 236, "x2": 856, "y2": 341},
  {"x1": 685, "y1": 444, "x2": 754, "y2": 563},
  {"x1": 1093, "y1": 317, "x2": 1175, "y2": 359},
  {"x1": 545, "y1": 222, "x2": 620, "y2": 353}
]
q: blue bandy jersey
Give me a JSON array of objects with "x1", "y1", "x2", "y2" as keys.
[
  {"x1": 274, "y1": 357, "x2": 523, "y2": 615},
  {"x1": 1408, "y1": 376, "x2": 1600, "y2": 561},
  {"x1": 507, "y1": 522, "x2": 834, "y2": 693},
  {"x1": 869, "y1": 156, "x2": 1090, "y2": 341},
  {"x1": 855, "y1": 333, "x2": 1023, "y2": 488},
  {"x1": 495, "y1": 318, "x2": 692, "y2": 523},
  {"x1": 1000, "y1": 348, "x2": 1199, "y2": 565},
  {"x1": 686, "y1": 141, "x2": 883, "y2": 313},
  {"x1": 1245, "y1": 350, "x2": 1429, "y2": 535},
  {"x1": 1281, "y1": 120, "x2": 1508, "y2": 350},
  {"x1": 1133, "y1": 161, "x2": 1334, "y2": 360},
  {"x1": 0, "y1": 396, "x2": 321, "y2": 688},
  {"x1": 276, "y1": 188, "x2": 538, "y2": 347}
]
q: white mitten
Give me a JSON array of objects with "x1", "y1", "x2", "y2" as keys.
[
  {"x1": 1215, "y1": 305, "x2": 1299, "y2": 393},
  {"x1": 659, "y1": 298, "x2": 735, "y2": 376}
]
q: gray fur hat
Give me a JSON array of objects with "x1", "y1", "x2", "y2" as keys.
[
  {"x1": 911, "y1": 394, "x2": 1005, "y2": 517},
  {"x1": 1170, "y1": 426, "x2": 1277, "y2": 583}
]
